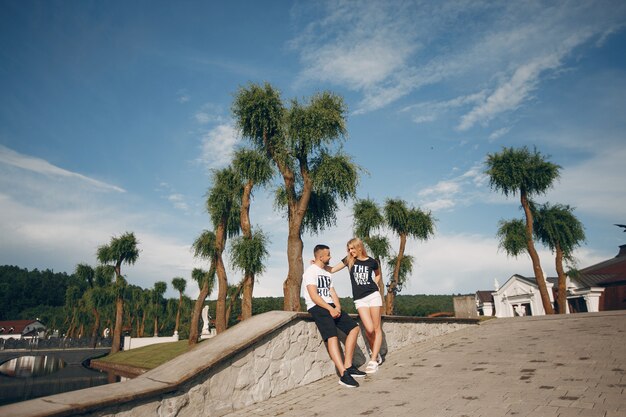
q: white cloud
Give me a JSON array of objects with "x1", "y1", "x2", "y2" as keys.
[
  {"x1": 403, "y1": 91, "x2": 487, "y2": 124},
  {"x1": 417, "y1": 163, "x2": 489, "y2": 212},
  {"x1": 549, "y1": 145, "x2": 626, "y2": 219},
  {"x1": 168, "y1": 193, "x2": 189, "y2": 212},
  {"x1": 398, "y1": 232, "x2": 606, "y2": 295},
  {"x1": 0, "y1": 145, "x2": 125, "y2": 193},
  {"x1": 291, "y1": 1, "x2": 626, "y2": 124},
  {"x1": 0, "y1": 168, "x2": 203, "y2": 299},
  {"x1": 488, "y1": 127, "x2": 511, "y2": 141},
  {"x1": 458, "y1": 54, "x2": 561, "y2": 130},
  {"x1": 198, "y1": 124, "x2": 240, "y2": 169},
  {"x1": 177, "y1": 88, "x2": 190, "y2": 103},
  {"x1": 193, "y1": 102, "x2": 225, "y2": 125}
]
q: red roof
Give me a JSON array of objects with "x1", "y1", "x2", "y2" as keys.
[
  {"x1": 0, "y1": 320, "x2": 40, "y2": 335},
  {"x1": 579, "y1": 245, "x2": 626, "y2": 285}
]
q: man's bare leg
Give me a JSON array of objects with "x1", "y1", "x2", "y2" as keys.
[
  {"x1": 325, "y1": 336, "x2": 346, "y2": 374},
  {"x1": 343, "y1": 326, "x2": 359, "y2": 369}
]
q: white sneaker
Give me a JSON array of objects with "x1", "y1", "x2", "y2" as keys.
[
  {"x1": 377, "y1": 353, "x2": 383, "y2": 365},
  {"x1": 365, "y1": 361, "x2": 378, "y2": 374}
]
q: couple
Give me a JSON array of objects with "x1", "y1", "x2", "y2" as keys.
[{"x1": 302, "y1": 238, "x2": 383, "y2": 388}]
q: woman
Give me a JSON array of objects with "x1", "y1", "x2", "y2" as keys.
[{"x1": 326, "y1": 237, "x2": 383, "y2": 374}]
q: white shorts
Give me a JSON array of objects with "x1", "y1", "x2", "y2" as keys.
[{"x1": 354, "y1": 291, "x2": 383, "y2": 309}]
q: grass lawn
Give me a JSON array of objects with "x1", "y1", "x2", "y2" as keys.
[{"x1": 96, "y1": 340, "x2": 198, "y2": 370}]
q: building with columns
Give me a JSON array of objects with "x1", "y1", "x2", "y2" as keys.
[{"x1": 476, "y1": 244, "x2": 626, "y2": 317}]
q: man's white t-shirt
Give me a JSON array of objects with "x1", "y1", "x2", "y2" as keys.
[{"x1": 302, "y1": 264, "x2": 334, "y2": 311}]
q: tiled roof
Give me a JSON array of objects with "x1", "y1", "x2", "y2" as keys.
[
  {"x1": 580, "y1": 246, "x2": 626, "y2": 274},
  {"x1": 476, "y1": 290, "x2": 494, "y2": 303},
  {"x1": 0, "y1": 320, "x2": 39, "y2": 335}
]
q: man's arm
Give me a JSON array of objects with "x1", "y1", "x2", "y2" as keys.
[
  {"x1": 330, "y1": 287, "x2": 341, "y2": 313},
  {"x1": 307, "y1": 285, "x2": 340, "y2": 318}
]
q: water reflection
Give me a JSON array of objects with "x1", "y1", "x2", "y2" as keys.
[
  {"x1": 0, "y1": 352, "x2": 123, "y2": 406},
  {"x1": 0, "y1": 355, "x2": 66, "y2": 377}
]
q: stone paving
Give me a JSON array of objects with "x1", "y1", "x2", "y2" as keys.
[{"x1": 226, "y1": 311, "x2": 626, "y2": 417}]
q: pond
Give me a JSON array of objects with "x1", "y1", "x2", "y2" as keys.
[{"x1": 0, "y1": 354, "x2": 123, "y2": 406}]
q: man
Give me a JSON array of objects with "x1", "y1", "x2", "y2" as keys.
[{"x1": 302, "y1": 244, "x2": 366, "y2": 387}]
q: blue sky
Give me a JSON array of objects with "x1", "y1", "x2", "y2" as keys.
[{"x1": 1, "y1": 0, "x2": 625, "y2": 300}]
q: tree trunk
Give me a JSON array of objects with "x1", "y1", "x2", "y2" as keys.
[
  {"x1": 153, "y1": 315, "x2": 158, "y2": 336},
  {"x1": 215, "y1": 255, "x2": 228, "y2": 333},
  {"x1": 240, "y1": 180, "x2": 254, "y2": 320},
  {"x1": 520, "y1": 191, "x2": 554, "y2": 314},
  {"x1": 385, "y1": 234, "x2": 407, "y2": 315},
  {"x1": 188, "y1": 279, "x2": 209, "y2": 346},
  {"x1": 139, "y1": 312, "x2": 146, "y2": 337},
  {"x1": 283, "y1": 227, "x2": 304, "y2": 311},
  {"x1": 110, "y1": 296, "x2": 124, "y2": 354},
  {"x1": 226, "y1": 283, "x2": 244, "y2": 328},
  {"x1": 91, "y1": 307, "x2": 100, "y2": 348},
  {"x1": 375, "y1": 257, "x2": 386, "y2": 314},
  {"x1": 241, "y1": 273, "x2": 254, "y2": 320},
  {"x1": 555, "y1": 244, "x2": 567, "y2": 314},
  {"x1": 174, "y1": 294, "x2": 182, "y2": 334},
  {"x1": 281, "y1": 162, "x2": 311, "y2": 312}
]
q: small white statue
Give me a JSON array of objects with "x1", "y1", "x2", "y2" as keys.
[{"x1": 201, "y1": 305, "x2": 211, "y2": 335}]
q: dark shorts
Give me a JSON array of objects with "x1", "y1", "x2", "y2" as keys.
[{"x1": 308, "y1": 304, "x2": 358, "y2": 341}]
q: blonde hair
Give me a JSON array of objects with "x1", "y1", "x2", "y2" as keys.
[{"x1": 346, "y1": 237, "x2": 368, "y2": 268}]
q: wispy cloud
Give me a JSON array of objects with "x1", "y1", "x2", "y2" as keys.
[
  {"x1": 194, "y1": 102, "x2": 225, "y2": 125},
  {"x1": 0, "y1": 167, "x2": 202, "y2": 298},
  {"x1": 167, "y1": 193, "x2": 189, "y2": 211},
  {"x1": 177, "y1": 89, "x2": 190, "y2": 103},
  {"x1": 0, "y1": 145, "x2": 125, "y2": 192},
  {"x1": 197, "y1": 124, "x2": 240, "y2": 169},
  {"x1": 549, "y1": 144, "x2": 626, "y2": 218},
  {"x1": 291, "y1": 1, "x2": 626, "y2": 125},
  {"x1": 402, "y1": 91, "x2": 487, "y2": 124},
  {"x1": 418, "y1": 163, "x2": 489, "y2": 212},
  {"x1": 488, "y1": 127, "x2": 511, "y2": 141},
  {"x1": 457, "y1": 53, "x2": 562, "y2": 130}
]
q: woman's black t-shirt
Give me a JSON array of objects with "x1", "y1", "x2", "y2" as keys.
[{"x1": 342, "y1": 256, "x2": 380, "y2": 300}]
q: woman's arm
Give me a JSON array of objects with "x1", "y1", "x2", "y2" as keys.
[
  {"x1": 328, "y1": 261, "x2": 346, "y2": 273},
  {"x1": 313, "y1": 261, "x2": 346, "y2": 273}
]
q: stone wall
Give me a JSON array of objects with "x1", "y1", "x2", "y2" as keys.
[{"x1": 2, "y1": 311, "x2": 476, "y2": 417}]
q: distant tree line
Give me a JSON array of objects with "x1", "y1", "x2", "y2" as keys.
[{"x1": 1, "y1": 264, "x2": 454, "y2": 333}]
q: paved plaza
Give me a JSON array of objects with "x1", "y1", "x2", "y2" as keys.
[{"x1": 227, "y1": 311, "x2": 626, "y2": 417}]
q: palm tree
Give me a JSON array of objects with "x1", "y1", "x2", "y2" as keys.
[
  {"x1": 533, "y1": 203, "x2": 586, "y2": 314},
  {"x1": 206, "y1": 167, "x2": 241, "y2": 333},
  {"x1": 75, "y1": 264, "x2": 114, "y2": 346},
  {"x1": 353, "y1": 198, "x2": 391, "y2": 308},
  {"x1": 64, "y1": 285, "x2": 82, "y2": 338},
  {"x1": 387, "y1": 255, "x2": 415, "y2": 294},
  {"x1": 384, "y1": 199, "x2": 435, "y2": 315},
  {"x1": 233, "y1": 83, "x2": 359, "y2": 311},
  {"x1": 225, "y1": 283, "x2": 244, "y2": 326},
  {"x1": 189, "y1": 267, "x2": 216, "y2": 344},
  {"x1": 229, "y1": 229, "x2": 269, "y2": 320},
  {"x1": 485, "y1": 147, "x2": 561, "y2": 314},
  {"x1": 151, "y1": 281, "x2": 167, "y2": 336},
  {"x1": 231, "y1": 148, "x2": 273, "y2": 320},
  {"x1": 97, "y1": 232, "x2": 140, "y2": 354},
  {"x1": 171, "y1": 277, "x2": 186, "y2": 335},
  {"x1": 74, "y1": 264, "x2": 96, "y2": 341},
  {"x1": 496, "y1": 218, "x2": 528, "y2": 257}
]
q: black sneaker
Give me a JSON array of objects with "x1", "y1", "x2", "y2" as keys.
[
  {"x1": 339, "y1": 370, "x2": 359, "y2": 388},
  {"x1": 346, "y1": 365, "x2": 366, "y2": 378}
]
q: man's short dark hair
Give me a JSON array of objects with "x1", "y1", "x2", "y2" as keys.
[{"x1": 314, "y1": 244, "x2": 329, "y2": 256}]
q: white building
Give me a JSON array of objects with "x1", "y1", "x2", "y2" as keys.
[{"x1": 476, "y1": 274, "x2": 604, "y2": 318}]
